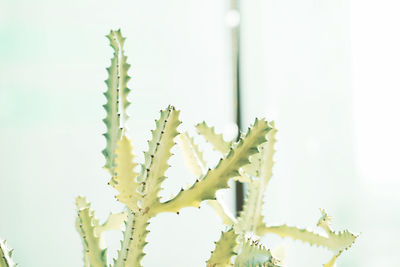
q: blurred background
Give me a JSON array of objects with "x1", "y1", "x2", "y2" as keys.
[{"x1": 0, "y1": 0, "x2": 399, "y2": 266}]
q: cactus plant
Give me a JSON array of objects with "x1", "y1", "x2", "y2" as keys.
[
  {"x1": 73, "y1": 29, "x2": 357, "y2": 266},
  {"x1": 1, "y1": 29, "x2": 357, "y2": 267},
  {"x1": 75, "y1": 29, "x2": 275, "y2": 267}
]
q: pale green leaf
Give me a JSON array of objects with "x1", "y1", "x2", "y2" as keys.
[
  {"x1": 178, "y1": 131, "x2": 237, "y2": 225},
  {"x1": 234, "y1": 239, "x2": 280, "y2": 267},
  {"x1": 236, "y1": 124, "x2": 277, "y2": 235},
  {"x1": 114, "y1": 29, "x2": 131, "y2": 124},
  {"x1": 236, "y1": 179, "x2": 264, "y2": 235},
  {"x1": 117, "y1": 212, "x2": 151, "y2": 267},
  {"x1": 258, "y1": 224, "x2": 356, "y2": 252},
  {"x1": 111, "y1": 136, "x2": 142, "y2": 212},
  {"x1": 75, "y1": 196, "x2": 107, "y2": 267},
  {"x1": 257, "y1": 210, "x2": 358, "y2": 265},
  {"x1": 153, "y1": 118, "x2": 272, "y2": 214},
  {"x1": 114, "y1": 107, "x2": 181, "y2": 266},
  {"x1": 113, "y1": 211, "x2": 134, "y2": 267},
  {"x1": 259, "y1": 122, "x2": 277, "y2": 186},
  {"x1": 177, "y1": 132, "x2": 205, "y2": 177},
  {"x1": 102, "y1": 30, "x2": 122, "y2": 174},
  {"x1": 207, "y1": 229, "x2": 238, "y2": 267},
  {"x1": 196, "y1": 121, "x2": 232, "y2": 155},
  {"x1": 141, "y1": 106, "x2": 181, "y2": 209},
  {"x1": 0, "y1": 239, "x2": 16, "y2": 267}
]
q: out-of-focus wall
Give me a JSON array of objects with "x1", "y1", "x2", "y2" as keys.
[
  {"x1": 240, "y1": 0, "x2": 356, "y2": 266},
  {"x1": 0, "y1": 1, "x2": 236, "y2": 266},
  {"x1": 240, "y1": 0, "x2": 400, "y2": 266},
  {"x1": 351, "y1": 0, "x2": 400, "y2": 265}
]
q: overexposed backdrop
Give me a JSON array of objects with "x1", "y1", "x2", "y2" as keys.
[{"x1": 0, "y1": 0, "x2": 399, "y2": 266}]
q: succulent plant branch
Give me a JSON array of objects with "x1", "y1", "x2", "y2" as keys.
[
  {"x1": 257, "y1": 210, "x2": 358, "y2": 253},
  {"x1": 113, "y1": 30, "x2": 131, "y2": 125},
  {"x1": 177, "y1": 132, "x2": 206, "y2": 177},
  {"x1": 178, "y1": 131, "x2": 238, "y2": 225},
  {"x1": 75, "y1": 197, "x2": 107, "y2": 267},
  {"x1": 153, "y1": 119, "x2": 271, "y2": 214},
  {"x1": 234, "y1": 239, "x2": 279, "y2": 267},
  {"x1": 206, "y1": 229, "x2": 238, "y2": 267},
  {"x1": 258, "y1": 209, "x2": 358, "y2": 266},
  {"x1": 113, "y1": 211, "x2": 134, "y2": 267},
  {"x1": 102, "y1": 30, "x2": 123, "y2": 175},
  {"x1": 196, "y1": 122, "x2": 232, "y2": 155},
  {"x1": 112, "y1": 106, "x2": 182, "y2": 267},
  {"x1": 110, "y1": 136, "x2": 141, "y2": 212},
  {"x1": 183, "y1": 119, "x2": 357, "y2": 266},
  {"x1": 139, "y1": 106, "x2": 181, "y2": 211},
  {"x1": 120, "y1": 212, "x2": 150, "y2": 266},
  {"x1": 235, "y1": 125, "x2": 277, "y2": 236},
  {"x1": 0, "y1": 239, "x2": 15, "y2": 267}
]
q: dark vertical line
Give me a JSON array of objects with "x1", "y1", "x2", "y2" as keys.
[{"x1": 230, "y1": 0, "x2": 244, "y2": 217}]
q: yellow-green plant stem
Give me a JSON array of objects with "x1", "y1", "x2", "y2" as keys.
[{"x1": 0, "y1": 239, "x2": 15, "y2": 267}]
